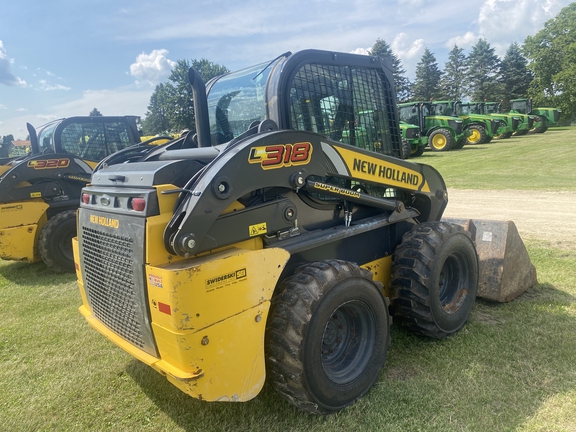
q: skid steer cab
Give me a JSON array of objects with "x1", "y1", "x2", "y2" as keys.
[
  {"x1": 0, "y1": 116, "x2": 172, "y2": 272},
  {"x1": 74, "y1": 49, "x2": 536, "y2": 414}
]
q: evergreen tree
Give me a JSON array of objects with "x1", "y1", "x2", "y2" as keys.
[
  {"x1": 439, "y1": 45, "x2": 468, "y2": 101},
  {"x1": 369, "y1": 38, "x2": 412, "y2": 102},
  {"x1": 411, "y1": 48, "x2": 442, "y2": 101},
  {"x1": 499, "y1": 42, "x2": 533, "y2": 110},
  {"x1": 466, "y1": 38, "x2": 501, "y2": 101},
  {"x1": 89, "y1": 108, "x2": 103, "y2": 116}
]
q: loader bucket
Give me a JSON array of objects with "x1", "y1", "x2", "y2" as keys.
[{"x1": 444, "y1": 218, "x2": 537, "y2": 302}]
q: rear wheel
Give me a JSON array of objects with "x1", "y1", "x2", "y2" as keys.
[
  {"x1": 529, "y1": 115, "x2": 548, "y2": 133},
  {"x1": 428, "y1": 129, "x2": 454, "y2": 152},
  {"x1": 411, "y1": 145, "x2": 425, "y2": 157},
  {"x1": 451, "y1": 137, "x2": 466, "y2": 150},
  {"x1": 494, "y1": 131, "x2": 512, "y2": 139},
  {"x1": 266, "y1": 260, "x2": 390, "y2": 414},
  {"x1": 390, "y1": 222, "x2": 478, "y2": 339},
  {"x1": 38, "y1": 210, "x2": 77, "y2": 273},
  {"x1": 466, "y1": 124, "x2": 487, "y2": 145},
  {"x1": 513, "y1": 128, "x2": 528, "y2": 136}
]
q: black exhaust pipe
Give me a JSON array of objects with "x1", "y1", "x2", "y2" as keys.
[{"x1": 187, "y1": 67, "x2": 212, "y2": 148}]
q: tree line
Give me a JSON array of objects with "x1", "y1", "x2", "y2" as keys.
[{"x1": 142, "y1": 3, "x2": 576, "y2": 135}]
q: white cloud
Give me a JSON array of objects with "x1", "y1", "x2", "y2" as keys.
[
  {"x1": 0, "y1": 40, "x2": 27, "y2": 87},
  {"x1": 0, "y1": 104, "x2": 6, "y2": 109},
  {"x1": 350, "y1": 47, "x2": 370, "y2": 55},
  {"x1": 392, "y1": 33, "x2": 425, "y2": 60},
  {"x1": 129, "y1": 49, "x2": 176, "y2": 87},
  {"x1": 446, "y1": 31, "x2": 479, "y2": 49},
  {"x1": 442, "y1": 0, "x2": 570, "y2": 56},
  {"x1": 38, "y1": 80, "x2": 71, "y2": 91}
]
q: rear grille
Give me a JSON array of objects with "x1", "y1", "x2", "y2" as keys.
[{"x1": 81, "y1": 226, "x2": 145, "y2": 348}]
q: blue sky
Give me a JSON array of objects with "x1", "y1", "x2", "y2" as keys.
[{"x1": 0, "y1": 0, "x2": 571, "y2": 138}]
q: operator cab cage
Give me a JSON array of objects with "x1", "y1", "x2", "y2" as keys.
[
  {"x1": 202, "y1": 50, "x2": 402, "y2": 157},
  {"x1": 27, "y1": 116, "x2": 141, "y2": 161}
]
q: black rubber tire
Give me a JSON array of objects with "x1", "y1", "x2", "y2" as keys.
[
  {"x1": 38, "y1": 210, "x2": 77, "y2": 273},
  {"x1": 513, "y1": 129, "x2": 529, "y2": 136},
  {"x1": 390, "y1": 222, "x2": 478, "y2": 339},
  {"x1": 529, "y1": 115, "x2": 548, "y2": 133},
  {"x1": 401, "y1": 138, "x2": 411, "y2": 159},
  {"x1": 451, "y1": 137, "x2": 466, "y2": 150},
  {"x1": 428, "y1": 129, "x2": 454, "y2": 152},
  {"x1": 465, "y1": 124, "x2": 487, "y2": 145},
  {"x1": 266, "y1": 260, "x2": 391, "y2": 414},
  {"x1": 494, "y1": 131, "x2": 512, "y2": 140},
  {"x1": 411, "y1": 145, "x2": 425, "y2": 157}
]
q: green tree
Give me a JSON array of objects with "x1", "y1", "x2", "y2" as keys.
[
  {"x1": 411, "y1": 48, "x2": 442, "y2": 101},
  {"x1": 142, "y1": 59, "x2": 229, "y2": 135},
  {"x1": 89, "y1": 108, "x2": 103, "y2": 116},
  {"x1": 439, "y1": 45, "x2": 468, "y2": 101},
  {"x1": 523, "y1": 3, "x2": 576, "y2": 122},
  {"x1": 499, "y1": 42, "x2": 533, "y2": 110},
  {"x1": 369, "y1": 39, "x2": 412, "y2": 102},
  {"x1": 466, "y1": 38, "x2": 501, "y2": 101},
  {"x1": 0, "y1": 134, "x2": 15, "y2": 158}
]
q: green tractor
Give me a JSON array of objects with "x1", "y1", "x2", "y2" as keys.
[
  {"x1": 509, "y1": 98, "x2": 561, "y2": 133},
  {"x1": 432, "y1": 100, "x2": 501, "y2": 146},
  {"x1": 398, "y1": 101, "x2": 469, "y2": 152},
  {"x1": 463, "y1": 102, "x2": 521, "y2": 139},
  {"x1": 481, "y1": 101, "x2": 529, "y2": 137},
  {"x1": 399, "y1": 121, "x2": 426, "y2": 157}
]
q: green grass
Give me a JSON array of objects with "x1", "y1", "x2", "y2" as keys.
[
  {"x1": 417, "y1": 127, "x2": 576, "y2": 191},
  {"x1": 1, "y1": 128, "x2": 576, "y2": 431}
]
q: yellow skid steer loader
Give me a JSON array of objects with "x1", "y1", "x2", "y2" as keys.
[{"x1": 73, "y1": 50, "x2": 536, "y2": 414}]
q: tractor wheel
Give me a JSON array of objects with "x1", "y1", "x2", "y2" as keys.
[
  {"x1": 494, "y1": 132, "x2": 512, "y2": 140},
  {"x1": 266, "y1": 260, "x2": 390, "y2": 414},
  {"x1": 411, "y1": 145, "x2": 425, "y2": 157},
  {"x1": 38, "y1": 210, "x2": 77, "y2": 273},
  {"x1": 513, "y1": 129, "x2": 528, "y2": 136},
  {"x1": 428, "y1": 129, "x2": 454, "y2": 152},
  {"x1": 529, "y1": 115, "x2": 548, "y2": 133},
  {"x1": 451, "y1": 137, "x2": 466, "y2": 150},
  {"x1": 401, "y1": 138, "x2": 411, "y2": 159},
  {"x1": 465, "y1": 124, "x2": 487, "y2": 145},
  {"x1": 390, "y1": 222, "x2": 478, "y2": 339}
]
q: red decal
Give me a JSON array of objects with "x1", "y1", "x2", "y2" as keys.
[{"x1": 158, "y1": 302, "x2": 171, "y2": 315}]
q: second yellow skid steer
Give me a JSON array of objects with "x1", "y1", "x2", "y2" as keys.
[{"x1": 73, "y1": 50, "x2": 536, "y2": 414}]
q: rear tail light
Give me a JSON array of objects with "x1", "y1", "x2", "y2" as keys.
[
  {"x1": 82, "y1": 193, "x2": 91, "y2": 204},
  {"x1": 129, "y1": 197, "x2": 146, "y2": 212}
]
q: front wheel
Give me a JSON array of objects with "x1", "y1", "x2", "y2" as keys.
[
  {"x1": 411, "y1": 145, "x2": 425, "y2": 157},
  {"x1": 38, "y1": 210, "x2": 77, "y2": 273},
  {"x1": 390, "y1": 222, "x2": 478, "y2": 339},
  {"x1": 428, "y1": 129, "x2": 454, "y2": 152},
  {"x1": 266, "y1": 260, "x2": 391, "y2": 414},
  {"x1": 401, "y1": 138, "x2": 411, "y2": 159}
]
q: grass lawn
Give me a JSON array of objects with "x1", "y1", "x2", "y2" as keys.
[{"x1": 1, "y1": 128, "x2": 575, "y2": 431}]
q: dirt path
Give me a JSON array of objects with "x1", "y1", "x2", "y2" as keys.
[{"x1": 442, "y1": 189, "x2": 576, "y2": 249}]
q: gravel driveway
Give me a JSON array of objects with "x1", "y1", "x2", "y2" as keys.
[{"x1": 442, "y1": 189, "x2": 576, "y2": 249}]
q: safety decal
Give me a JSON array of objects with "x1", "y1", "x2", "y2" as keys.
[
  {"x1": 149, "y1": 274, "x2": 163, "y2": 288},
  {"x1": 249, "y1": 222, "x2": 267, "y2": 237}
]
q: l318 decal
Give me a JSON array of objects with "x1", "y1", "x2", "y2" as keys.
[{"x1": 248, "y1": 142, "x2": 312, "y2": 169}]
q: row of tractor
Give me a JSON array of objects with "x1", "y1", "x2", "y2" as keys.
[{"x1": 399, "y1": 98, "x2": 562, "y2": 157}]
